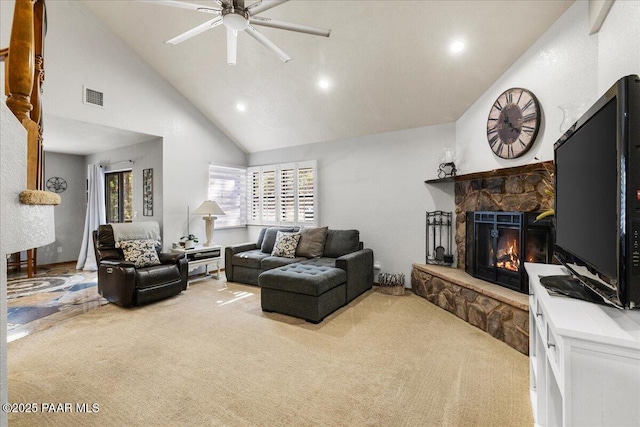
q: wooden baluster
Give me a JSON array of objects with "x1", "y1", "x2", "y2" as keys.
[{"x1": 32, "y1": 0, "x2": 46, "y2": 190}]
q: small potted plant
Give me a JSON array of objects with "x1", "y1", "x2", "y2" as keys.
[{"x1": 180, "y1": 234, "x2": 198, "y2": 249}]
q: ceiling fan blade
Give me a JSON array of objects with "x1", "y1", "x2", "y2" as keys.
[
  {"x1": 227, "y1": 27, "x2": 237, "y2": 65},
  {"x1": 250, "y1": 17, "x2": 331, "y2": 37},
  {"x1": 234, "y1": 0, "x2": 245, "y2": 8},
  {"x1": 166, "y1": 17, "x2": 223, "y2": 45},
  {"x1": 137, "y1": 0, "x2": 221, "y2": 13},
  {"x1": 245, "y1": 24, "x2": 291, "y2": 62},
  {"x1": 246, "y1": 0, "x2": 288, "y2": 16}
]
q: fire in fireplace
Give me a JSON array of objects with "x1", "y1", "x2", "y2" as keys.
[
  {"x1": 465, "y1": 211, "x2": 552, "y2": 293},
  {"x1": 494, "y1": 231, "x2": 520, "y2": 272}
]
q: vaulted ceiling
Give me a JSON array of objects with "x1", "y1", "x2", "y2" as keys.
[{"x1": 81, "y1": 0, "x2": 573, "y2": 154}]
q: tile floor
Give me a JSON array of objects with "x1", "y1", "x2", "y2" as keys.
[{"x1": 6, "y1": 262, "x2": 106, "y2": 342}]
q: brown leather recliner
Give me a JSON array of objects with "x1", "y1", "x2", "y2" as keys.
[{"x1": 93, "y1": 224, "x2": 188, "y2": 307}]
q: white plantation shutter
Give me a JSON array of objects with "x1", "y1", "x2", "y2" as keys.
[
  {"x1": 247, "y1": 161, "x2": 317, "y2": 226},
  {"x1": 261, "y1": 168, "x2": 277, "y2": 224},
  {"x1": 297, "y1": 165, "x2": 315, "y2": 224},
  {"x1": 248, "y1": 169, "x2": 260, "y2": 223},
  {"x1": 207, "y1": 164, "x2": 246, "y2": 227},
  {"x1": 279, "y1": 165, "x2": 296, "y2": 224}
]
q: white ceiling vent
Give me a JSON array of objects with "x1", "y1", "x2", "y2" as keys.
[{"x1": 83, "y1": 86, "x2": 104, "y2": 107}]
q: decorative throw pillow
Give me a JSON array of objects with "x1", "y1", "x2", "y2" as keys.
[
  {"x1": 119, "y1": 239, "x2": 161, "y2": 268},
  {"x1": 271, "y1": 231, "x2": 301, "y2": 258},
  {"x1": 260, "y1": 227, "x2": 299, "y2": 253},
  {"x1": 296, "y1": 226, "x2": 329, "y2": 258}
]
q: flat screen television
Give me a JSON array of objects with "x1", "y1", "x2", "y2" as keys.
[{"x1": 542, "y1": 74, "x2": 640, "y2": 309}]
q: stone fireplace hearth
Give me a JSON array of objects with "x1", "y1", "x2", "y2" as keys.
[{"x1": 412, "y1": 264, "x2": 529, "y2": 354}]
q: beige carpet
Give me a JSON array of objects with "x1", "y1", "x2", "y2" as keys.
[{"x1": 8, "y1": 278, "x2": 533, "y2": 426}]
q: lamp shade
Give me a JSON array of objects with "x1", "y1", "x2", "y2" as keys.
[{"x1": 193, "y1": 200, "x2": 226, "y2": 216}]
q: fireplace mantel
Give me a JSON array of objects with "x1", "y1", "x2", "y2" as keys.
[{"x1": 425, "y1": 160, "x2": 553, "y2": 184}]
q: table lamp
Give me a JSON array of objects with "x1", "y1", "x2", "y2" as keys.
[{"x1": 193, "y1": 200, "x2": 225, "y2": 247}]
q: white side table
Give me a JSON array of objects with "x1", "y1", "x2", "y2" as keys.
[{"x1": 171, "y1": 245, "x2": 222, "y2": 282}]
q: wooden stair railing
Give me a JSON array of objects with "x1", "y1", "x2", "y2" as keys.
[
  {"x1": 2, "y1": 0, "x2": 56, "y2": 278},
  {"x1": 2, "y1": 0, "x2": 51, "y2": 196}
]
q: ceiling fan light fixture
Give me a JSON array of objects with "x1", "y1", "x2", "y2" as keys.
[{"x1": 222, "y1": 9, "x2": 249, "y2": 31}]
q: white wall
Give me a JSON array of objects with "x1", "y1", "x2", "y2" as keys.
[
  {"x1": 597, "y1": 0, "x2": 640, "y2": 94},
  {"x1": 38, "y1": 152, "x2": 86, "y2": 265},
  {"x1": 86, "y1": 137, "x2": 164, "y2": 223},
  {"x1": 249, "y1": 123, "x2": 456, "y2": 281},
  {"x1": 455, "y1": 1, "x2": 599, "y2": 174},
  {"x1": 0, "y1": 103, "x2": 23, "y2": 427},
  {"x1": 0, "y1": 1, "x2": 249, "y2": 252},
  {"x1": 1, "y1": 103, "x2": 56, "y2": 427},
  {"x1": 455, "y1": 1, "x2": 640, "y2": 175}
]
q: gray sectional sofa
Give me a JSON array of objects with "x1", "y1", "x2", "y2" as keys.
[{"x1": 225, "y1": 226, "x2": 374, "y2": 323}]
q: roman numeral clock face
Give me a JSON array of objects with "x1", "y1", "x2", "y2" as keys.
[{"x1": 487, "y1": 88, "x2": 541, "y2": 159}]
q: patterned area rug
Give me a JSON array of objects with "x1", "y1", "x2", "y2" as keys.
[{"x1": 7, "y1": 274, "x2": 87, "y2": 300}]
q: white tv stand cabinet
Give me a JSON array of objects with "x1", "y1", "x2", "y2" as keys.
[{"x1": 524, "y1": 263, "x2": 640, "y2": 426}]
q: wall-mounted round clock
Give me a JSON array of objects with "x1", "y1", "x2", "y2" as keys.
[
  {"x1": 46, "y1": 177, "x2": 67, "y2": 193},
  {"x1": 486, "y1": 87, "x2": 541, "y2": 159}
]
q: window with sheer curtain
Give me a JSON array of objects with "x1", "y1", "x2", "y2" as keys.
[
  {"x1": 247, "y1": 160, "x2": 317, "y2": 226},
  {"x1": 207, "y1": 164, "x2": 247, "y2": 228}
]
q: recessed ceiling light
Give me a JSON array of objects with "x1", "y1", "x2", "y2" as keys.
[
  {"x1": 318, "y1": 79, "x2": 330, "y2": 90},
  {"x1": 236, "y1": 103, "x2": 246, "y2": 112},
  {"x1": 450, "y1": 40, "x2": 465, "y2": 54}
]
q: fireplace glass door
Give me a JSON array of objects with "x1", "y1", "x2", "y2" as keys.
[
  {"x1": 467, "y1": 212, "x2": 524, "y2": 292},
  {"x1": 466, "y1": 211, "x2": 553, "y2": 294}
]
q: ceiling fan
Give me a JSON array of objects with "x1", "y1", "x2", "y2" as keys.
[{"x1": 140, "y1": 0, "x2": 331, "y2": 64}]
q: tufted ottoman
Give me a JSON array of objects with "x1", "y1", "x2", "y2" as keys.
[{"x1": 259, "y1": 263, "x2": 347, "y2": 323}]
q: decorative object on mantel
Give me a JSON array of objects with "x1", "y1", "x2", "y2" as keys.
[
  {"x1": 46, "y1": 176, "x2": 67, "y2": 193},
  {"x1": 143, "y1": 168, "x2": 153, "y2": 216},
  {"x1": 437, "y1": 147, "x2": 457, "y2": 178},
  {"x1": 558, "y1": 100, "x2": 589, "y2": 133},
  {"x1": 487, "y1": 87, "x2": 541, "y2": 159},
  {"x1": 378, "y1": 272, "x2": 405, "y2": 295},
  {"x1": 426, "y1": 211, "x2": 454, "y2": 266},
  {"x1": 193, "y1": 200, "x2": 226, "y2": 247},
  {"x1": 437, "y1": 162, "x2": 457, "y2": 179}
]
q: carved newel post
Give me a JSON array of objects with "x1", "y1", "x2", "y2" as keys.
[
  {"x1": 6, "y1": 0, "x2": 46, "y2": 190},
  {"x1": 6, "y1": 0, "x2": 35, "y2": 125}
]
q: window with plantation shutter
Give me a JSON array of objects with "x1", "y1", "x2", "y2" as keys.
[
  {"x1": 247, "y1": 160, "x2": 317, "y2": 226},
  {"x1": 248, "y1": 170, "x2": 260, "y2": 222},
  {"x1": 262, "y1": 168, "x2": 277, "y2": 223},
  {"x1": 298, "y1": 166, "x2": 315, "y2": 224},
  {"x1": 207, "y1": 164, "x2": 247, "y2": 228},
  {"x1": 279, "y1": 165, "x2": 295, "y2": 224}
]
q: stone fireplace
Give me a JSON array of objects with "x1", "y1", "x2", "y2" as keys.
[
  {"x1": 454, "y1": 161, "x2": 554, "y2": 268},
  {"x1": 412, "y1": 161, "x2": 554, "y2": 355}
]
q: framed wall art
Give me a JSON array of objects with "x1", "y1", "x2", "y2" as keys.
[{"x1": 143, "y1": 168, "x2": 153, "y2": 216}]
